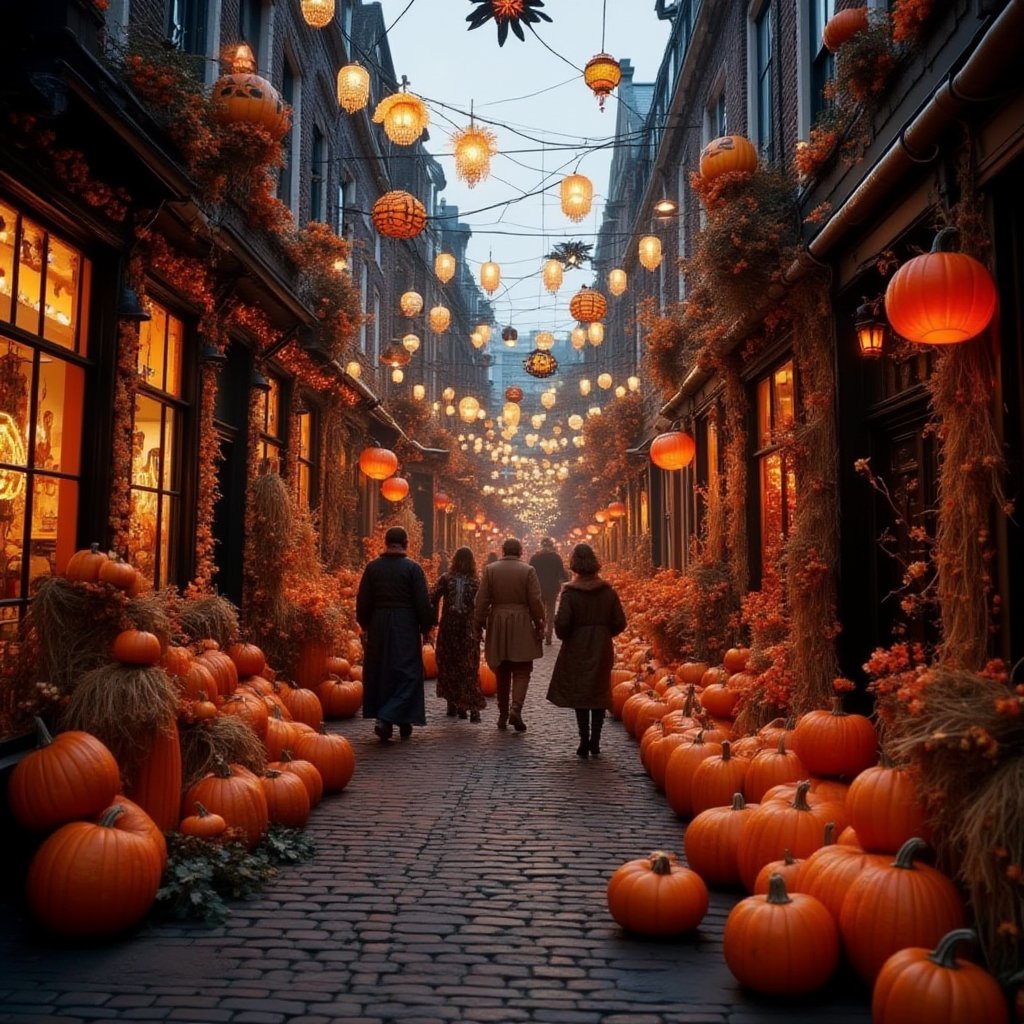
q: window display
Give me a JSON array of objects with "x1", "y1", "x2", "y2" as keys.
[
  {"x1": 755, "y1": 360, "x2": 797, "y2": 567},
  {"x1": 257, "y1": 376, "x2": 283, "y2": 474}
]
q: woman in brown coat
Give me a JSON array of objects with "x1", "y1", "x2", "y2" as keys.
[{"x1": 546, "y1": 544, "x2": 627, "y2": 758}]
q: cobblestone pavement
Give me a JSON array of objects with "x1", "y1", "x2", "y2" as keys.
[{"x1": 0, "y1": 641, "x2": 871, "y2": 1024}]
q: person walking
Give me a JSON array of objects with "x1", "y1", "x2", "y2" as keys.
[
  {"x1": 474, "y1": 537, "x2": 545, "y2": 732},
  {"x1": 356, "y1": 526, "x2": 435, "y2": 741},
  {"x1": 546, "y1": 543, "x2": 627, "y2": 758},
  {"x1": 430, "y1": 546, "x2": 486, "y2": 723},
  {"x1": 529, "y1": 538, "x2": 569, "y2": 645}
]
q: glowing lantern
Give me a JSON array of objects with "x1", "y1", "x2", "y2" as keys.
[
  {"x1": 300, "y1": 0, "x2": 334, "y2": 27},
  {"x1": 608, "y1": 501, "x2": 627, "y2": 520},
  {"x1": 434, "y1": 491, "x2": 451, "y2": 511},
  {"x1": 359, "y1": 446, "x2": 398, "y2": 480},
  {"x1": 571, "y1": 327, "x2": 586, "y2": 350},
  {"x1": 503, "y1": 402, "x2": 521, "y2": 427},
  {"x1": 595, "y1": 510, "x2": 607, "y2": 524},
  {"x1": 584, "y1": 52, "x2": 621, "y2": 111},
  {"x1": 540, "y1": 391, "x2": 556, "y2": 410},
  {"x1": 400, "y1": 290, "x2": 423, "y2": 316},
  {"x1": 569, "y1": 286, "x2": 607, "y2": 323},
  {"x1": 531, "y1": 414, "x2": 544, "y2": 429},
  {"x1": 373, "y1": 90, "x2": 429, "y2": 146},
  {"x1": 0, "y1": 413, "x2": 26, "y2": 500},
  {"x1": 607, "y1": 267, "x2": 628, "y2": 297},
  {"x1": 412, "y1": 384, "x2": 426, "y2": 400},
  {"x1": 650, "y1": 431, "x2": 696, "y2": 471},
  {"x1": 435, "y1": 252, "x2": 456, "y2": 284},
  {"x1": 579, "y1": 378, "x2": 591, "y2": 396},
  {"x1": 470, "y1": 331, "x2": 484, "y2": 349},
  {"x1": 543, "y1": 259, "x2": 564, "y2": 294},
  {"x1": 597, "y1": 372, "x2": 613, "y2": 390},
  {"x1": 402, "y1": 333, "x2": 420, "y2": 354},
  {"x1": 586, "y1": 524, "x2": 600, "y2": 536},
  {"x1": 588, "y1": 406, "x2": 602, "y2": 417},
  {"x1": 212, "y1": 44, "x2": 289, "y2": 139},
  {"x1": 627, "y1": 375, "x2": 640, "y2": 391},
  {"x1": 588, "y1": 322, "x2": 605, "y2": 346},
  {"x1": 453, "y1": 122, "x2": 497, "y2": 187},
  {"x1": 476, "y1": 324, "x2": 491, "y2": 343},
  {"x1": 429, "y1": 306, "x2": 451, "y2": 333},
  {"x1": 345, "y1": 360, "x2": 362, "y2": 378},
  {"x1": 855, "y1": 302, "x2": 886, "y2": 358},
  {"x1": 391, "y1": 368, "x2": 404, "y2": 383},
  {"x1": 381, "y1": 476, "x2": 410, "y2": 502},
  {"x1": 535, "y1": 331, "x2": 555, "y2": 352},
  {"x1": 445, "y1": 404, "x2": 456, "y2": 416},
  {"x1": 442, "y1": 386, "x2": 456, "y2": 401},
  {"x1": 560, "y1": 174, "x2": 593, "y2": 223},
  {"x1": 337, "y1": 63, "x2": 370, "y2": 113},
  {"x1": 480, "y1": 260, "x2": 501, "y2": 294},
  {"x1": 568, "y1": 414, "x2": 583, "y2": 430},
  {"x1": 699, "y1": 135, "x2": 759, "y2": 180},
  {"x1": 458, "y1": 396, "x2": 481, "y2": 423},
  {"x1": 502, "y1": 326, "x2": 518, "y2": 345},
  {"x1": 505, "y1": 386, "x2": 524, "y2": 403},
  {"x1": 615, "y1": 385, "x2": 626, "y2": 398},
  {"x1": 639, "y1": 235, "x2": 663, "y2": 270},
  {"x1": 372, "y1": 191, "x2": 427, "y2": 239}
]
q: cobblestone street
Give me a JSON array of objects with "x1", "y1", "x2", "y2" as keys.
[{"x1": 0, "y1": 643, "x2": 871, "y2": 1024}]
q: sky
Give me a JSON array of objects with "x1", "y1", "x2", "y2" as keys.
[{"x1": 378, "y1": 0, "x2": 671, "y2": 338}]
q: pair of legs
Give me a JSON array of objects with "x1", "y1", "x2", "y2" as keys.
[
  {"x1": 445, "y1": 701, "x2": 481, "y2": 723},
  {"x1": 495, "y1": 660, "x2": 532, "y2": 732},
  {"x1": 574, "y1": 709, "x2": 606, "y2": 758},
  {"x1": 542, "y1": 593, "x2": 558, "y2": 644},
  {"x1": 374, "y1": 719, "x2": 412, "y2": 741}
]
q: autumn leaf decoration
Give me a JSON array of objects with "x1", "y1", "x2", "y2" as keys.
[{"x1": 466, "y1": 0, "x2": 552, "y2": 46}]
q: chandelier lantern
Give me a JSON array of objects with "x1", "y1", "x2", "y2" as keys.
[
  {"x1": 435, "y1": 252, "x2": 456, "y2": 284},
  {"x1": 336, "y1": 63, "x2": 369, "y2": 112},
  {"x1": 560, "y1": 174, "x2": 593, "y2": 223},
  {"x1": 400, "y1": 290, "x2": 423, "y2": 317},
  {"x1": 542, "y1": 259, "x2": 564, "y2": 294}
]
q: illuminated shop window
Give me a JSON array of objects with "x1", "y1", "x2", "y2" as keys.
[
  {"x1": 755, "y1": 360, "x2": 796, "y2": 567},
  {"x1": 296, "y1": 408, "x2": 316, "y2": 509},
  {"x1": 257, "y1": 375, "x2": 283, "y2": 474}
]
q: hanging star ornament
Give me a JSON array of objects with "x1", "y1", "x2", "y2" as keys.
[{"x1": 466, "y1": 0, "x2": 552, "y2": 46}]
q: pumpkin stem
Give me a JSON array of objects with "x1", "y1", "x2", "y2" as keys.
[
  {"x1": 893, "y1": 836, "x2": 929, "y2": 869},
  {"x1": 776, "y1": 735, "x2": 787, "y2": 755},
  {"x1": 692, "y1": 730, "x2": 705, "y2": 747},
  {"x1": 319, "y1": 723, "x2": 329, "y2": 735},
  {"x1": 829, "y1": 695, "x2": 848, "y2": 717},
  {"x1": 720, "y1": 740, "x2": 732, "y2": 761},
  {"x1": 792, "y1": 780, "x2": 813, "y2": 811},
  {"x1": 782, "y1": 848, "x2": 796, "y2": 866},
  {"x1": 264, "y1": 769, "x2": 282, "y2": 779},
  {"x1": 280, "y1": 749, "x2": 295, "y2": 762},
  {"x1": 730, "y1": 792, "x2": 746, "y2": 811},
  {"x1": 927, "y1": 928, "x2": 976, "y2": 969},
  {"x1": 765, "y1": 873, "x2": 793, "y2": 905},
  {"x1": 931, "y1": 225, "x2": 961, "y2": 253},
  {"x1": 823, "y1": 821, "x2": 836, "y2": 846},
  {"x1": 649, "y1": 851, "x2": 675, "y2": 875},
  {"x1": 98, "y1": 804, "x2": 127, "y2": 828},
  {"x1": 194, "y1": 802, "x2": 211, "y2": 817},
  {"x1": 212, "y1": 757, "x2": 232, "y2": 778},
  {"x1": 33, "y1": 716, "x2": 55, "y2": 747}
]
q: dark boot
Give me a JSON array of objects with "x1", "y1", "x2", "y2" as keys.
[
  {"x1": 575, "y1": 709, "x2": 590, "y2": 758},
  {"x1": 589, "y1": 709, "x2": 605, "y2": 757}
]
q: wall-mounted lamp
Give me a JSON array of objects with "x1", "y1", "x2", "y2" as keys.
[
  {"x1": 201, "y1": 343, "x2": 227, "y2": 366},
  {"x1": 117, "y1": 286, "x2": 151, "y2": 322},
  {"x1": 854, "y1": 299, "x2": 887, "y2": 359},
  {"x1": 250, "y1": 366, "x2": 272, "y2": 392}
]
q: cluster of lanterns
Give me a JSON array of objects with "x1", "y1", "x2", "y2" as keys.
[{"x1": 358, "y1": 446, "x2": 411, "y2": 504}]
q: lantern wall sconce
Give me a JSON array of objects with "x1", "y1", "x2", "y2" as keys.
[
  {"x1": 854, "y1": 299, "x2": 887, "y2": 359},
  {"x1": 250, "y1": 366, "x2": 271, "y2": 392},
  {"x1": 653, "y1": 196, "x2": 679, "y2": 218},
  {"x1": 117, "y1": 285, "x2": 151, "y2": 322}
]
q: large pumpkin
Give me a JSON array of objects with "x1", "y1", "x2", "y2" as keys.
[
  {"x1": 212, "y1": 73, "x2": 289, "y2": 138},
  {"x1": 318, "y1": 676, "x2": 363, "y2": 719},
  {"x1": 845, "y1": 760, "x2": 929, "y2": 853},
  {"x1": 270, "y1": 751, "x2": 324, "y2": 807},
  {"x1": 683, "y1": 792, "x2": 756, "y2": 888},
  {"x1": 130, "y1": 718, "x2": 182, "y2": 832},
  {"x1": 183, "y1": 761, "x2": 269, "y2": 849},
  {"x1": 796, "y1": 825, "x2": 879, "y2": 922},
  {"x1": 822, "y1": 5, "x2": 868, "y2": 52},
  {"x1": 220, "y1": 691, "x2": 270, "y2": 739},
  {"x1": 199, "y1": 649, "x2": 239, "y2": 697},
  {"x1": 285, "y1": 685, "x2": 324, "y2": 730},
  {"x1": 64, "y1": 542, "x2": 108, "y2": 582},
  {"x1": 743, "y1": 736, "x2": 806, "y2": 803},
  {"x1": 227, "y1": 642, "x2": 266, "y2": 678},
  {"x1": 664, "y1": 732, "x2": 723, "y2": 818},
  {"x1": 699, "y1": 135, "x2": 758, "y2": 179},
  {"x1": 607, "y1": 851, "x2": 709, "y2": 936},
  {"x1": 690, "y1": 741, "x2": 749, "y2": 816},
  {"x1": 372, "y1": 190, "x2": 427, "y2": 240},
  {"x1": 790, "y1": 696, "x2": 877, "y2": 778},
  {"x1": 293, "y1": 725, "x2": 355, "y2": 793},
  {"x1": 260, "y1": 770, "x2": 311, "y2": 828},
  {"x1": 293, "y1": 640, "x2": 329, "y2": 688}
]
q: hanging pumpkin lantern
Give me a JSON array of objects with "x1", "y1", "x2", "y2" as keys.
[
  {"x1": 699, "y1": 135, "x2": 759, "y2": 179},
  {"x1": 400, "y1": 290, "x2": 423, "y2": 317},
  {"x1": 523, "y1": 349, "x2": 558, "y2": 379},
  {"x1": 570, "y1": 327, "x2": 586, "y2": 350},
  {"x1": 607, "y1": 501, "x2": 627, "y2": 520},
  {"x1": 884, "y1": 228, "x2": 997, "y2": 345},
  {"x1": 359, "y1": 447, "x2": 398, "y2": 480},
  {"x1": 401, "y1": 333, "x2": 420, "y2": 354},
  {"x1": 428, "y1": 306, "x2": 451, "y2": 333},
  {"x1": 584, "y1": 52, "x2": 621, "y2": 112},
  {"x1": 505, "y1": 386, "x2": 524, "y2": 403},
  {"x1": 597, "y1": 372, "x2": 613, "y2": 390},
  {"x1": 651, "y1": 431, "x2": 696, "y2": 471},
  {"x1": 453, "y1": 121, "x2": 498, "y2": 187},
  {"x1": 372, "y1": 90, "x2": 429, "y2": 146},
  {"x1": 372, "y1": 191, "x2": 427, "y2": 239},
  {"x1": 569, "y1": 285, "x2": 607, "y2": 323},
  {"x1": 480, "y1": 260, "x2": 501, "y2": 294},
  {"x1": 300, "y1": 0, "x2": 334, "y2": 28},
  {"x1": 822, "y1": 6, "x2": 869, "y2": 52},
  {"x1": 212, "y1": 44, "x2": 289, "y2": 139},
  {"x1": 588, "y1": 322, "x2": 605, "y2": 346},
  {"x1": 639, "y1": 234, "x2": 663, "y2": 271},
  {"x1": 535, "y1": 331, "x2": 555, "y2": 352},
  {"x1": 381, "y1": 476, "x2": 409, "y2": 502},
  {"x1": 433, "y1": 491, "x2": 451, "y2": 511},
  {"x1": 560, "y1": 174, "x2": 593, "y2": 223},
  {"x1": 502, "y1": 402, "x2": 522, "y2": 428},
  {"x1": 435, "y1": 252, "x2": 456, "y2": 284},
  {"x1": 336, "y1": 63, "x2": 370, "y2": 113},
  {"x1": 542, "y1": 259, "x2": 564, "y2": 294},
  {"x1": 501, "y1": 326, "x2": 518, "y2": 344},
  {"x1": 608, "y1": 267, "x2": 627, "y2": 296}
]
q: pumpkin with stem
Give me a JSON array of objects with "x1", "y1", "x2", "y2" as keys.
[
  {"x1": 753, "y1": 849, "x2": 804, "y2": 895},
  {"x1": 199, "y1": 648, "x2": 239, "y2": 697},
  {"x1": 664, "y1": 731, "x2": 723, "y2": 818},
  {"x1": 271, "y1": 750, "x2": 323, "y2": 807},
  {"x1": 64, "y1": 542, "x2": 108, "y2": 583},
  {"x1": 220, "y1": 691, "x2": 270, "y2": 739},
  {"x1": 180, "y1": 801, "x2": 227, "y2": 839},
  {"x1": 227, "y1": 642, "x2": 266, "y2": 678},
  {"x1": 182, "y1": 760, "x2": 269, "y2": 849},
  {"x1": 845, "y1": 757, "x2": 929, "y2": 853},
  {"x1": 743, "y1": 736, "x2": 806, "y2": 803},
  {"x1": 284, "y1": 683, "x2": 324, "y2": 730},
  {"x1": 265, "y1": 706, "x2": 304, "y2": 761},
  {"x1": 690, "y1": 741, "x2": 749, "y2": 816},
  {"x1": 98, "y1": 557, "x2": 138, "y2": 592},
  {"x1": 607, "y1": 850, "x2": 709, "y2": 936},
  {"x1": 794, "y1": 822, "x2": 878, "y2": 921},
  {"x1": 111, "y1": 629, "x2": 162, "y2": 666},
  {"x1": 318, "y1": 676, "x2": 362, "y2": 718},
  {"x1": 293, "y1": 725, "x2": 355, "y2": 793},
  {"x1": 260, "y1": 769, "x2": 311, "y2": 828},
  {"x1": 684, "y1": 792, "x2": 757, "y2": 888},
  {"x1": 791, "y1": 696, "x2": 877, "y2": 778}
]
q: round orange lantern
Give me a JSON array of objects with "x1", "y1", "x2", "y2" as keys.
[
  {"x1": 372, "y1": 191, "x2": 427, "y2": 240},
  {"x1": 884, "y1": 228, "x2": 997, "y2": 345},
  {"x1": 560, "y1": 174, "x2": 593, "y2": 223},
  {"x1": 650, "y1": 431, "x2": 696, "y2": 471},
  {"x1": 699, "y1": 135, "x2": 759, "y2": 180},
  {"x1": 429, "y1": 306, "x2": 451, "y2": 333},
  {"x1": 505, "y1": 386, "x2": 524, "y2": 403},
  {"x1": 212, "y1": 46, "x2": 289, "y2": 140},
  {"x1": 584, "y1": 52, "x2": 621, "y2": 112},
  {"x1": 607, "y1": 501, "x2": 627, "y2": 520},
  {"x1": 433, "y1": 492, "x2": 450, "y2": 511},
  {"x1": 358, "y1": 446, "x2": 398, "y2": 480},
  {"x1": 399, "y1": 290, "x2": 423, "y2": 317},
  {"x1": 381, "y1": 476, "x2": 409, "y2": 502},
  {"x1": 300, "y1": 0, "x2": 334, "y2": 28},
  {"x1": 569, "y1": 286, "x2": 607, "y2": 323},
  {"x1": 822, "y1": 6, "x2": 868, "y2": 52}
]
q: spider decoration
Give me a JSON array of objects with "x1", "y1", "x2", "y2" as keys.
[
  {"x1": 546, "y1": 241, "x2": 594, "y2": 270},
  {"x1": 466, "y1": 0, "x2": 552, "y2": 47}
]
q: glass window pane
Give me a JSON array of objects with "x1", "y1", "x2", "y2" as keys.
[
  {"x1": 266, "y1": 378, "x2": 280, "y2": 438},
  {"x1": 298, "y1": 463, "x2": 310, "y2": 509},
  {"x1": 773, "y1": 361, "x2": 795, "y2": 431},
  {"x1": 42, "y1": 236, "x2": 80, "y2": 350},
  {"x1": 0, "y1": 341, "x2": 31, "y2": 470},
  {"x1": 158, "y1": 494, "x2": 174, "y2": 586},
  {"x1": 756, "y1": 377, "x2": 771, "y2": 448},
  {"x1": 0, "y1": 475, "x2": 27, "y2": 592},
  {"x1": 138, "y1": 306, "x2": 166, "y2": 388},
  {"x1": 133, "y1": 394, "x2": 163, "y2": 487},
  {"x1": 165, "y1": 312, "x2": 182, "y2": 398},
  {"x1": 0, "y1": 203, "x2": 15, "y2": 324},
  {"x1": 161, "y1": 407, "x2": 175, "y2": 491},
  {"x1": 36, "y1": 357, "x2": 84, "y2": 476},
  {"x1": 299, "y1": 412, "x2": 311, "y2": 459},
  {"x1": 15, "y1": 220, "x2": 44, "y2": 334},
  {"x1": 760, "y1": 452, "x2": 784, "y2": 562}
]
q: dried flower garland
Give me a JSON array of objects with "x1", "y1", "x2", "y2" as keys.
[{"x1": 189, "y1": 363, "x2": 222, "y2": 595}]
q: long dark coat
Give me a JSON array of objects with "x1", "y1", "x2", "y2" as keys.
[
  {"x1": 356, "y1": 550, "x2": 435, "y2": 724},
  {"x1": 546, "y1": 576, "x2": 627, "y2": 709},
  {"x1": 430, "y1": 572, "x2": 485, "y2": 712}
]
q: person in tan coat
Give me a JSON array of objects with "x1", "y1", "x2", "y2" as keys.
[{"x1": 473, "y1": 537, "x2": 546, "y2": 731}]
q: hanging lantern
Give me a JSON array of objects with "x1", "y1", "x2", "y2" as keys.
[
  {"x1": 502, "y1": 402, "x2": 521, "y2": 427},
  {"x1": 504, "y1": 386, "x2": 524, "y2": 403},
  {"x1": 458, "y1": 396, "x2": 481, "y2": 423},
  {"x1": 380, "y1": 342, "x2": 411, "y2": 367},
  {"x1": 345, "y1": 360, "x2": 362, "y2": 378},
  {"x1": 540, "y1": 391, "x2": 556, "y2": 410},
  {"x1": 614, "y1": 385, "x2": 626, "y2": 398},
  {"x1": 699, "y1": 135, "x2": 759, "y2": 180},
  {"x1": 429, "y1": 305, "x2": 451, "y2": 333},
  {"x1": 595, "y1": 509, "x2": 608, "y2": 524},
  {"x1": 569, "y1": 285, "x2": 607, "y2": 323},
  {"x1": 560, "y1": 174, "x2": 593, "y2": 223},
  {"x1": 381, "y1": 476, "x2": 410, "y2": 502},
  {"x1": 372, "y1": 191, "x2": 427, "y2": 239},
  {"x1": 607, "y1": 500, "x2": 627, "y2": 520},
  {"x1": 433, "y1": 491, "x2": 451, "y2": 511},
  {"x1": 650, "y1": 431, "x2": 696, "y2": 471},
  {"x1": 588, "y1": 406, "x2": 602, "y2": 417},
  {"x1": 884, "y1": 228, "x2": 997, "y2": 345},
  {"x1": 400, "y1": 290, "x2": 423, "y2": 317},
  {"x1": 588, "y1": 322, "x2": 605, "y2": 346},
  {"x1": 531, "y1": 414, "x2": 544, "y2": 429},
  {"x1": 402, "y1": 333, "x2": 420, "y2": 354},
  {"x1": 583, "y1": 52, "x2": 621, "y2": 111},
  {"x1": 608, "y1": 268, "x2": 627, "y2": 296},
  {"x1": 542, "y1": 259, "x2": 564, "y2": 294},
  {"x1": 639, "y1": 234, "x2": 663, "y2": 271},
  {"x1": 568, "y1": 413, "x2": 584, "y2": 430},
  {"x1": 412, "y1": 384, "x2": 426, "y2": 400},
  {"x1": 535, "y1": 331, "x2": 555, "y2": 351},
  {"x1": 212, "y1": 44, "x2": 289, "y2": 139},
  {"x1": 854, "y1": 302, "x2": 886, "y2": 358},
  {"x1": 627, "y1": 375, "x2": 640, "y2": 391},
  {"x1": 474, "y1": 511, "x2": 486, "y2": 525},
  {"x1": 442, "y1": 386, "x2": 456, "y2": 402},
  {"x1": 337, "y1": 63, "x2": 370, "y2": 113},
  {"x1": 471, "y1": 330, "x2": 486, "y2": 349},
  {"x1": 586, "y1": 524, "x2": 600, "y2": 536},
  {"x1": 570, "y1": 327, "x2": 586, "y2": 350},
  {"x1": 480, "y1": 260, "x2": 501, "y2": 294},
  {"x1": 445, "y1": 404, "x2": 456, "y2": 416},
  {"x1": 579, "y1": 378, "x2": 591, "y2": 396},
  {"x1": 391, "y1": 367, "x2": 404, "y2": 383},
  {"x1": 435, "y1": 252, "x2": 456, "y2": 284},
  {"x1": 502, "y1": 326, "x2": 518, "y2": 344},
  {"x1": 597, "y1": 372, "x2": 613, "y2": 390},
  {"x1": 300, "y1": 0, "x2": 334, "y2": 27},
  {"x1": 453, "y1": 122, "x2": 498, "y2": 188},
  {"x1": 373, "y1": 90, "x2": 429, "y2": 146},
  {"x1": 523, "y1": 349, "x2": 559, "y2": 379},
  {"x1": 476, "y1": 324, "x2": 491, "y2": 343},
  {"x1": 359, "y1": 446, "x2": 398, "y2": 480}
]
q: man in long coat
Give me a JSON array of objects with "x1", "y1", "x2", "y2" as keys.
[
  {"x1": 474, "y1": 537, "x2": 546, "y2": 731},
  {"x1": 356, "y1": 526, "x2": 435, "y2": 741}
]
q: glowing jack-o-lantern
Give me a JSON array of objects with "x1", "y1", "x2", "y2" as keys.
[{"x1": 212, "y1": 46, "x2": 290, "y2": 140}]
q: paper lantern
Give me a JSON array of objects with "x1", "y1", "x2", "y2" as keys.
[
  {"x1": 300, "y1": 0, "x2": 334, "y2": 27},
  {"x1": 560, "y1": 174, "x2": 593, "y2": 223},
  {"x1": 615, "y1": 385, "x2": 626, "y2": 398},
  {"x1": 535, "y1": 331, "x2": 555, "y2": 352},
  {"x1": 458, "y1": 396, "x2": 481, "y2": 423},
  {"x1": 588, "y1": 322, "x2": 605, "y2": 346},
  {"x1": 480, "y1": 260, "x2": 501, "y2": 294},
  {"x1": 502, "y1": 326, "x2": 518, "y2": 344},
  {"x1": 597, "y1": 372, "x2": 612, "y2": 390},
  {"x1": 543, "y1": 259, "x2": 564, "y2": 294},
  {"x1": 540, "y1": 391, "x2": 556, "y2": 410},
  {"x1": 391, "y1": 367, "x2": 404, "y2": 383},
  {"x1": 381, "y1": 476, "x2": 409, "y2": 502},
  {"x1": 586, "y1": 524, "x2": 600, "y2": 536},
  {"x1": 607, "y1": 501, "x2": 627, "y2": 520},
  {"x1": 412, "y1": 384, "x2": 426, "y2": 400},
  {"x1": 435, "y1": 252, "x2": 456, "y2": 284},
  {"x1": 427, "y1": 306, "x2": 450, "y2": 334},
  {"x1": 699, "y1": 135, "x2": 759, "y2": 179},
  {"x1": 373, "y1": 91, "x2": 428, "y2": 146},
  {"x1": 476, "y1": 324, "x2": 491, "y2": 343},
  {"x1": 505, "y1": 386, "x2": 524, "y2": 403},
  {"x1": 445, "y1": 404, "x2": 455, "y2": 416},
  {"x1": 523, "y1": 349, "x2": 558, "y2": 379},
  {"x1": 502, "y1": 402, "x2": 521, "y2": 427},
  {"x1": 569, "y1": 286, "x2": 607, "y2": 323},
  {"x1": 607, "y1": 267, "x2": 628, "y2": 297},
  {"x1": 359, "y1": 446, "x2": 398, "y2": 480},
  {"x1": 594, "y1": 510, "x2": 607, "y2": 524},
  {"x1": 442, "y1": 387, "x2": 456, "y2": 401},
  {"x1": 584, "y1": 52, "x2": 621, "y2": 111},
  {"x1": 568, "y1": 414, "x2": 583, "y2": 430},
  {"x1": 433, "y1": 491, "x2": 451, "y2": 511},
  {"x1": 570, "y1": 327, "x2": 586, "y2": 350},
  {"x1": 372, "y1": 191, "x2": 427, "y2": 239},
  {"x1": 627, "y1": 375, "x2": 640, "y2": 391},
  {"x1": 379, "y1": 342, "x2": 411, "y2": 367},
  {"x1": 399, "y1": 290, "x2": 423, "y2": 317},
  {"x1": 531, "y1": 414, "x2": 544, "y2": 429},
  {"x1": 650, "y1": 431, "x2": 696, "y2": 471},
  {"x1": 402, "y1": 333, "x2": 420, "y2": 354},
  {"x1": 579, "y1": 378, "x2": 591, "y2": 396},
  {"x1": 453, "y1": 122, "x2": 497, "y2": 187},
  {"x1": 337, "y1": 63, "x2": 370, "y2": 113},
  {"x1": 639, "y1": 234, "x2": 663, "y2": 271}
]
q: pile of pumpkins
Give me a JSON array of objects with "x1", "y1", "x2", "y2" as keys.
[{"x1": 605, "y1": 650, "x2": 1010, "y2": 1020}]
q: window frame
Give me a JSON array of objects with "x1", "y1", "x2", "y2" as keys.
[
  {"x1": 748, "y1": 1, "x2": 775, "y2": 160},
  {"x1": 753, "y1": 358, "x2": 797, "y2": 569}
]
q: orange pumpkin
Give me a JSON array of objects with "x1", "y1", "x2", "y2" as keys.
[
  {"x1": 180, "y1": 801, "x2": 227, "y2": 839},
  {"x1": 212, "y1": 73, "x2": 289, "y2": 138},
  {"x1": 130, "y1": 719, "x2": 182, "y2": 832},
  {"x1": 753, "y1": 848, "x2": 804, "y2": 895},
  {"x1": 64, "y1": 542, "x2": 108, "y2": 582},
  {"x1": 684, "y1": 792, "x2": 756, "y2": 888},
  {"x1": 182, "y1": 761, "x2": 269, "y2": 850},
  {"x1": 664, "y1": 732, "x2": 723, "y2": 818},
  {"x1": 293, "y1": 725, "x2": 355, "y2": 793},
  {"x1": 176, "y1": 661, "x2": 218, "y2": 702},
  {"x1": 699, "y1": 135, "x2": 758, "y2": 179},
  {"x1": 422, "y1": 644, "x2": 438, "y2": 679},
  {"x1": 199, "y1": 649, "x2": 239, "y2": 697},
  {"x1": 698, "y1": 680, "x2": 739, "y2": 719},
  {"x1": 111, "y1": 629, "x2": 162, "y2": 666},
  {"x1": 98, "y1": 557, "x2": 138, "y2": 592},
  {"x1": 722, "y1": 646, "x2": 750, "y2": 673},
  {"x1": 260, "y1": 769, "x2": 311, "y2": 828},
  {"x1": 318, "y1": 676, "x2": 363, "y2": 718},
  {"x1": 220, "y1": 691, "x2": 270, "y2": 739},
  {"x1": 677, "y1": 661, "x2": 709, "y2": 687},
  {"x1": 607, "y1": 851, "x2": 709, "y2": 936},
  {"x1": 690, "y1": 741, "x2": 749, "y2": 816},
  {"x1": 284, "y1": 685, "x2": 324, "y2": 730},
  {"x1": 478, "y1": 662, "x2": 497, "y2": 696},
  {"x1": 795, "y1": 823, "x2": 879, "y2": 922},
  {"x1": 822, "y1": 5, "x2": 868, "y2": 52},
  {"x1": 325, "y1": 656, "x2": 350, "y2": 679},
  {"x1": 271, "y1": 751, "x2": 324, "y2": 807},
  {"x1": 163, "y1": 645, "x2": 193, "y2": 677},
  {"x1": 227, "y1": 642, "x2": 266, "y2": 678},
  {"x1": 791, "y1": 696, "x2": 877, "y2": 778},
  {"x1": 743, "y1": 736, "x2": 806, "y2": 803},
  {"x1": 845, "y1": 760, "x2": 929, "y2": 853}
]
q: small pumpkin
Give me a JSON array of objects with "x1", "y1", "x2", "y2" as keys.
[
  {"x1": 698, "y1": 679, "x2": 740, "y2": 719},
  {"x1": 699, "y1": 135, "x2": 758, "y2": 180},
  {"x1": 271, "y1": 750, "x2": 324, "y2": 807},
  {"x1": 182, "y1": 760, "x2": 269, "y2": 850},
  {"x1": 64, "y1": 542, "x2": 108, "y2": 582},
  {"x1": 261, "y1": 769, "x2": 311, "y2": 828},
  {"x1": 98, "y1": 557, "x2": 139, "y2": 592},
  {"x1": 180, "y1": 801, "x2": 227, "y2": 839},
  {"x1": 722, "y1": 646, "x2": 750, "y2": 674},
  {"x1": 194, "y1": 692, "x2": 219, "y2": 720},
  {"x1": 743, "y1": 736, "x2": 806, "y2": 804},
  {"x1": 284, "y1": 683, "x2": 324, "y2": 730},
  {"x1": 265, "y1": 706, "x2": 303, "y2": 761},
  {"x1": 607, "y1": 850, "x2": 709, "y2": 936},
  {"x1": 684, "y1": 792, "x2": 757, "y2": 888},
  {"x1": 318, "y1": 676, "x2": 363, "y2": 718},
  {"x1": 199, "y1": 648, "x2": 239, "y2": 697},
  {"x1": 690, "y1": 741, "x2": 749, "y2": 816},
  {"x1": 111, "y1": 629, "x2": 162, "y2": 666},
  {"x1": 325, "y1": 656, "x2": 350, "y2": 678},
  {"x1": 677, "y1": 661, "x2": 709, "y2": 686},
  {"x1": 422, "y1": 644, "x2": 438, "y2": 679},
  {"x1": 753, "y1": 849, "x2": 803, "y2": 895},
  {"x1": 478, "y1": 662, "x2": 497, "y2": 696}
]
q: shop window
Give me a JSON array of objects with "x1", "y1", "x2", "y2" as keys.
[
  {"x1": 296, "y1": 407, "x2": 316, "y2": 508},
  {"x1": 257, "y1": 375, "x2": 284, "y2": 473},
  {"x1": 130, "y1": 302, "x2": 184, "y2": 588},
  {"x1": 754, "y1": 360, "x2": 796, "y2": 567}
]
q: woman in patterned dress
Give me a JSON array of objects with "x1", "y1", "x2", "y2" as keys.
[{"x1": 430, "y1": 547, "x2": 486, "y2": 722}]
